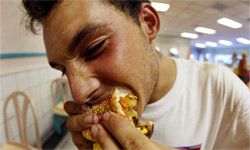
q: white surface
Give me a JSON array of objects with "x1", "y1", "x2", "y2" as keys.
[
  {"x1": 0, "y1": 1, "x2": 45, "y2": 53},
  {"x1": 55, "y1": 133, "x2": 77, "y2": 150}
]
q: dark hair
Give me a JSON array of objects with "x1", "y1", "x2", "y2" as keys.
[{"x1": 22, "y1": 0, "x2": 150, "y2": 34}]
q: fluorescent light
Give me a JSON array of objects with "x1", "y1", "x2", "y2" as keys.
[
  {"x1": 181, "y1": 32, "x2": 198, "y2": 39},
  {"x1": 236, "y1": 38, "x2": 250, "y2": 45},
  {"x1": 205, "y1": 41, "x2": 218, "y2": 47},
  {"x1": 195, "y1": 43, "x2": 206, "y2": 48},
  {"x1": 195, "y1": 27, "x2": 216, "y2": 34},
  {"x1": 219, "y1": 40, "x2": 232, "y2": 46},
  {"x1": 151, "y1": 2, "x2": 170, "y2": 12},
  {"x1": 169, "y1": 48, "x2": 178, "y2": 55},
  {"x1": 217, "y1": 17, "x2": 242, "y2": 29},
  {"x1": 155, "y1": 46, "x2": 161, "y2": 52},
  {"x1": 205, "y1": 53, "x2": 210, "y2": 59},
  {"x1": 190, "y1": 54, "x2": 195, "y2": 59}
]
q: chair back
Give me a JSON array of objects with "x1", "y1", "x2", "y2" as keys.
[
  {"x1": 51, "y1": 77, "x2": 71, "y2": 106},
  {"x1": 3, "y1": 91, "x2": 42, "y2": 150}
]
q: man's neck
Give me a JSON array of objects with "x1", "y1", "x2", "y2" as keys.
[{"x1": 149, "y1": 57, "x2": 177, "y2": 104}]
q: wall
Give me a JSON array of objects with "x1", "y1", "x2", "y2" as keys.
[
  {"x1": 0, "y1": 0, "x2": 61, "y2": 147},
  {"x1": 155, "y1": 34, "x2": 191, "y2": 58},
  {"x1": 0, "y1": 67, "x2": 61, "y2": 146}
]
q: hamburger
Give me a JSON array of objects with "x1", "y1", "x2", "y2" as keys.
[{"x1": 82, "y1": 89, "x2": 154, "y2": 150}]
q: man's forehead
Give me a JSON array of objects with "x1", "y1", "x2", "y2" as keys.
[
  {"x1": 43, "y1": 0, "x2": 115, "y2": 54},
  {"x1": 43, "y1": 0, "x2": 93, "y2": 46}
]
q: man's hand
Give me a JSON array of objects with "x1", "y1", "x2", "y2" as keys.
[
  {"x1": 64, "y1": 101, "x2": 99, "y2": 149},
  {"x1": 91, "y1": 111, "x2": 174, "y2": 150},
  {"x1": 65, "y1": 101, "x2": 174, "y2": 150}
]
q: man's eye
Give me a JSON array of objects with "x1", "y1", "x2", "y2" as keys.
[{"x1": 83, "y1": 39, "x2": 107, "y2": 61}]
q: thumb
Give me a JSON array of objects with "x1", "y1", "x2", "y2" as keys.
[{"x1": 102, "y1": 112, "x2": 158, "y2": 149}]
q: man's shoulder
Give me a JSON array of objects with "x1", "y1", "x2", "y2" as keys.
[
  {"x1": 174, "y1": 58, "x2": 224, "y2": 77},
  {"x1": 174, "y1": 58, "x2": 240, "y2": 90}
]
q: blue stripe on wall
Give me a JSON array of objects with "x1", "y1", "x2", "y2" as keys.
[{"x1": 0, "y1": 52, "x2": 47, "y2": 59}]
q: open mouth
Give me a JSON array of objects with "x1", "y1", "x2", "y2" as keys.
[
  {"x1": 86, "y1": 89, "x2": 113, "y2": 106},
  {"x1": 86, "y1": 87, "x2": 134, "y2": 106},
  {"x1": 82, "y1": 88, "x2": 154, "y2": 146}
]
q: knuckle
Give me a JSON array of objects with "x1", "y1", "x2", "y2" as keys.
[
  {"x1": 64, "y1": 101, "x2": 72, "y2": 112},
  {"x1": 66, "y1": 117, "x2": 75, "y2": 131},
  {"x1": 66, "y1": 120, "x2": 71, "y2": 131},
  {"x1": 123, "y1": 135, "x2": 145, "y2": 150}
]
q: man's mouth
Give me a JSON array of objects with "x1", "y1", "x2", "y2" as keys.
[
  {"x1": 86, "y1": 90, "x2": 113, "y2": 106},
  {"x1": 86, "y1": 88, "x2": 134, "y2": 106}
]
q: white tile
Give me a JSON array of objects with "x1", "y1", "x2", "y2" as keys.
[
  {"x1": 42, "y1": 98, "x2": 53, "y2": 115},
  {"x1": 0, "y1": 124, "x2": 5, "y2": 146},
  {"x1": 38, "y1": 100, "x2": 46, "y2": 117},
  {"x1": 9, "y1": 118, "x2": 19, "y2": 140},
  {"x1": 44, "y1": 113, "x2": 53, "y2": 129},
  {"x1": 35, "y1": 103, "x2": 43, "y2": 119},
  {"x1": 28, "y1": 70, "x2": 40, "y2": 88},
  {"x1": 5, "y1": 100, "x2": 16, "y2": 118},
  {"x1": 39, "y1": 109, "x2": 53, "y2": 140},
  {"x1": 26, "y1": 88, "x2": 40, "y2": 105},
  {"x1": 0, "y1": 100, "x2": 3, "y2": 124},
  {"x1": 26, "y1": 109, "x2": 34, "y2": 127},
  {"x1": 1, "y1": 74, "x2": 16, "y2": 98},
  {"x1": 16, "y1": 71, "x2": 29, "y2": 90},
  {"x1": 55, "y1": 133, "x2": 77, "y2": 150},
  {"x1": 0, "y1": 77, "x2": 3, "y2": 99},
  {"x1": 39, "y1": 68, "x2": 50, "y2": 83},
  {"x1": 39, "y1": 83, "x2": 51, "y2": 100},
  {"x1": 49, "y1": 70, "x2": 61, "y2": 81},
  {"x1": 27, "y1": 124, "x2": 36, "y2": 145}
]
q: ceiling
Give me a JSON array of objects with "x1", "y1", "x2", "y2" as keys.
[{"x1": 153, "y1": 0, "x2": 250, "y2": 47}]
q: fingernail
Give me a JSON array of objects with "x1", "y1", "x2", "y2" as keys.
[
  {"x1": 91, "y1": 125, "x2": 98, "y2": 138},
  {"x1": 103, "y1": 112, "x2": 110, "y2": 121},
  {"x1": 84, "y1": 115, "x2": 94, "y2": 124},
  {"x1": 81, "y1": 105, "x2": 89, "y2": 111},
  {"x1": 93, "y1": 114, "x2": 99, "y2": 124}
]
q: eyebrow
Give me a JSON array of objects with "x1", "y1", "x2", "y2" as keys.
[
  {"x1": 68, "y1": 23, "x2": 107, "y2": 53},
  {"x1": 49, "y1": 23, "x2": 108, "y2": 69}
]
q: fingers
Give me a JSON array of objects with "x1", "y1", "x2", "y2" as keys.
[
  {"x1": 71, "y1": 131, "x2": 92, "y2": 150},
  {"x1": 64, "y1": 101, "x2": 89, "y2": 116},
  {"x1": 91, "y1": 124, "x2": 120, "y2": 150},
  {"x1": 101, "y1": 112, "x2": 156, "y2": 150},
  {"x1": 67, "y1": 113, "x2": 99, "y2": 132}
]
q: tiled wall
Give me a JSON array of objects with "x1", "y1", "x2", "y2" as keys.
[{"x1": 0, "y1": 66, "x2": 61, "y2": 147}]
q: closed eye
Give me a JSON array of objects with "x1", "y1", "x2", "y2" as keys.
[{"x1": 83, "y1": 38, "x2": 108, "y2": 61}]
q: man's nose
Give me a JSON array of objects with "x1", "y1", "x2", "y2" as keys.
[
  {"x1": 67, "y1": 74, "x2": 101, "y2": 104},
  {"x1": 69, "y1": 76, "x2": 100, "y2": 104}
]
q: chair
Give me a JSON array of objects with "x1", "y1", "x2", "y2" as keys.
[
  {"x1": 51, "y1": 77, "x2": 71, "y2": 134},
  {"x1": 1, "y1": 91, "x2": 42, "y2": 150}
]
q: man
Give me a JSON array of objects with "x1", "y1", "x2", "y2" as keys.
[{"x1": 22, "y1": 0, "x2": 250, "y2": 149}]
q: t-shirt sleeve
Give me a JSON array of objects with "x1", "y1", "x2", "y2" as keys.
[{"x1": 212, "y1": 65, "x2": 250, "y2": 150}]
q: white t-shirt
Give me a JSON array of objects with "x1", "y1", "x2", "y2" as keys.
[{"x1": 142, "y1": 59, "x2": 250, "y2": 150}]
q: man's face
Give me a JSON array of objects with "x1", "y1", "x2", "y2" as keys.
[{"x1": 43, "y1": 0, "x2": 159, "y2": 115}]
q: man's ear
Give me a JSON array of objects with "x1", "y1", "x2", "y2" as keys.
[{"x1": 139, "y1": 3, "x2": 160, "y2": 42}]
